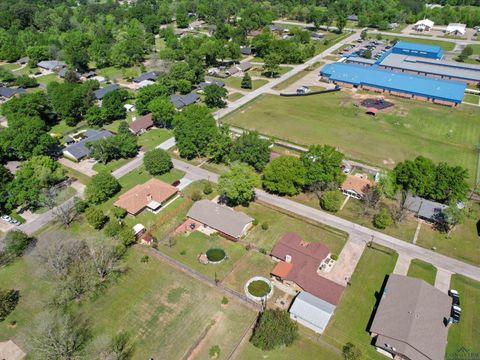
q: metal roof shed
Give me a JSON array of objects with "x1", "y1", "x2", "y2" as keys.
[
  {"x1": 289, "y1": 291, "x2": 336, "y2": 334},
  {"x1": 392, "y1": 41, "x2": 443, "y2": 59}
]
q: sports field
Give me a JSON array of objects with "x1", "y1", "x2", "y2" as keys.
[{"x1": 223, "y1": 92, "x2": 480, "y2": 184}]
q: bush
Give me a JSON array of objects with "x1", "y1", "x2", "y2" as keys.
[
  {"x1": 86, "y1": 172, "x2": 121, "y2": 204},
  {"x1": 143, "y1": 149, "x2": 173, "y2": 175},
  {"x1": 111, "y1": 207, "x2": 127, "y2": 219},
  {"x1": 261, "y1": 222, "x2": 269, "y2": 230},
  {"x1": 141, "y1": 255, "x2": 149, "y2": 263},
  {"x1": 258, "y1": 248, "x2": 267, "y2": 254},
  {"x1": 221, "y1": 296, "x2": 229, "y2": 305},
  {"x1": 104, "y1": 220, "x2": 123, "y2": 238},
  {"x1": 191, "y1": 191, "x2": 202, "y2": 201},
  {"x1": 320, "y1": 190, "x2": 343, "y2": 212},
  {"x1": 0, "y1": 289, "x2": 19, "y2": 321},
  {"x1": 119, "y1": 228, "x2": 136, "y2": 247},
  {"x1": 73, "y1": 197, "x2": 88, "y2": 213},
  {"x1": 209, "y1": 345, "x2": 221, "y2": 358},
  {"x1": 85, "y1": 206, "x2": 108, "y2": 229},
  {"x1": 343, "y1": 342, "x2": 362, "y2": 360},
  {"x1": 3, "y1": 230, "x2": 33, "y2": 258},
  {"x1": 251, "y1": 309, "x2": 298, "y2": 351},
  {"x1": 330, "y1": 254, "x2": 339, "y2": 261},
  {"x1": 373, "y1": 207, "x2": 393, "y2": 229},
  {"x1": 203, "y1": 181, "x2": 213, "y2": 195},
  {"x1": 252, "y1": 219, "x2": 259, "y2": 226}
]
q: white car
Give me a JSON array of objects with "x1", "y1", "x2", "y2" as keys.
[{"x1": 1, "y1": 215, "x2": 12, "y2": 222}]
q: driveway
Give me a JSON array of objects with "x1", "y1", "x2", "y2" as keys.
[
  {"x1": 393, "y1": 253, "x2": 412, "y2": 275},
  {"x1": 59, "y1": 158, "x2": 97, "y2": 177},
  {"x1": 435, "y1": 268, "x2": 452, "y2": 293}
]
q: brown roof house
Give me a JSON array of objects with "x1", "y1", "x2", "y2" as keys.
[
  {"x1": 186, "y1": 199, "x2": 253, "y2": 241},
  {"x1": 341, "y1": 173, "x2": 372, "y2": 200},
  {"x1": 114, "y1": 178, "x2": 178, "y2": 215},
  {"x1": 129, "y1": 113, "x2": 154, "y2": 135},
  {"x1": 270, "y1": 233, "x2": 345, "y2": 306},
  {"x1": 370, "y1": 274, "x2": 452, "y2": 360}
]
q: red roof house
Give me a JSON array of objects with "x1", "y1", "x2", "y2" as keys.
[
  {"x1": 270, "y1": 233, "x2": 345, "y2": 305},
  {"x1": 129, "y1": 113, "x2": 154, "y2": 135}
]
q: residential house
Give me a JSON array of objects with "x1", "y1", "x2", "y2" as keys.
[
  {"x1": 135, "y1": 79, "x2": 155, "y2": 90},
  {"x1": 58, "y1": 68, "x2": 80, "y2": 79},
  {"x1": 269, "y1": 24, "x2": 287, "y2": 34},
  {"x1": 62, "y1": 129, "x2": 113, "y2": 161},
  {"x1": 197, "y1": 79, "x2": 225, "y2": 92},
  {"x1": 133, "y1": 71, "x2": 159, "y2": 83},
  {"x1": 347, "y1": 14, "x2": 358, "y2": 21},
  {"x1": 270, "y1": 232, "x2": 344, "y2": 306},
  {"x1": 289, "y1": 291, "x2": 336, "y2": 334},
  {"x1": 93, "y1": 84, "x2": 120, "y2": 100},
  {"x1": 445, "y1": 23, "x2": 467, "y2": 36},
  {"x1": 413, "y1": 19, "x2": 434, "y2": 32},
  {"x1": 37, "y1": 60, "x2": 66, "y2": 71},
  {"x1": 310, "y1": 32, "x2": 325, "y2": 40},
  {"x1": 124, "y1": 103, "x2": 135, "y2": 112},
  {"x1": 186, "y1": 199, "x2": 253, "y2": 241},
  {"x1": 114, "y1": 178, "x2": 178, "y2": 215},
  {"x1": 403, "y1": 194, "x2": 448, "y2": 224},
  {"x1": 16, "y1": 57, "x2": 29, "y2": 65},
  {"x1": 341, "y1": 173, "x2": 372, "y2": 199},
  {"x1": 129, "y1": 113, "x2": 154, "y2": 135},
  {"x1": 240, "y1": 46, "x2": 253, "y2": 56},
  {"x1": 370, "y1": 274, "x2": 451, "y2": 360},
  {"x1": 0, "y1": 87, "x2": 26, "y2": 102},
  {"x1": 226, "y1": 61, "x2": 252, "y2": 76},
  {"x1": 170, "y1": 93, "x2": 199, "y2": 109}
]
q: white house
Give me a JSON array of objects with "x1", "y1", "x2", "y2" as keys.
[
  {"x1": 413, "y1": 19, "x2": 434, "y2": 32},
  {"x1": 446, "y1": 23, "x2": 467, "y2": 36},
  {"x1": 289, "y1": 291, "x2": 336, "y2": 334}
]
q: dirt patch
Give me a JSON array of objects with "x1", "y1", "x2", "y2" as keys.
[{"x1": 186, "y1": 312, "x2": 224, "y2": 360}]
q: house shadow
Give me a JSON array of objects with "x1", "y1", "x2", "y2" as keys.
[{"x1": 365, "y1": 274, "x2": 390, "y2": 346}]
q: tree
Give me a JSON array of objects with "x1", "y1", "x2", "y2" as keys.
[
  {"x1": 30, "y1": 312, "x2": 90, "y2": 359},
  {"x1": 362, "y1": 50, "x2": 372, "y2": 59},
  {"x1": 88, "y1": 242, "x2": 123, "y2": 280},
  {"x1": 263, "y1": 53, "x2": 281, "y2": 77},
  {"x1": 208, "y1": 124, "x2": 233, "y2": 163},
  {"x1": 148, "y1": 96, "x2": 176, "y2": 127},
  {"x1": 336, "y1": 15, "x2": 347, "y2": 33},
  {"x1": 301, "y1": 145, "x2": 346, "y2": 190},
  {"x1": 241, "y1": 72, "x2": 252, "y2": 89},
  {"x1": 63, "y1": 31, "x2": 90, "y2": 71},
  {"x1": 230, "y1": 132, "x2": 271, "y2": 171},
  {"x1": 3, "y1": 230, "x2": 34, "y2": 258},
  {"x1": 457, "y1": 45, "x2": 473, "y2": 62},
  {"x1": 176, "y1": 3, "x2": 189, "y2": 28},
  {"x1": 136, "y1": 84, "x2": 170, "y2": 114},
  {"x1": 373, "y1": 207, "x2": 393, "y2": 229},
  {"x1": 262, "y1": 156, "x2": 306, "y2": 196},
  {"x1": 53, "y1": 201, "x2": 78, "y2": 227},
  {"x1": 15, "y1": 74, "x2": 38, "y2": 88},
  {"x1": 0, "y1": 289, "x2": 19, "y2": 322},
  {"x1": 173, "y1": 105, "x2": 218, "y2": 159},
  {"x1": 85, "y1": 206, "x2": 108, "y2": 229},
  {"x1": 87, "y1": 133, "x2": 138, "y2": 164},
  {"x1": 218, "y1": 163, "x2": 259, "y2": 206},
  {"x1": 251, "y1": 309, "x2": 298, "y2": 351},
  {"x1": 342, "y1": 342, "x2": 362, "y2": 360},
  {"x1": 320, "y1": 190, "x2": 344, "y2": 212},
  {"x1": 86, "y1": 172, "x2": 121, "y2": 204},
  {"x1": 360, "y1": 30, "x2": 368, "y2": 41},
  {"x1": 144, "y1": 149, "x2": 173, "y2": 175},
  {"x1": 204, "y1": 84, "x2": 228, "y2": 108},
  {"x1": 99, "y1": 332, "x2": 133, "y2": 360},
  {"x1": 101, "y1": 89, "x2": 128, "y2": 121},
  {"x1": 0, "y1": 166, "x2": 13, "y2": 213}
]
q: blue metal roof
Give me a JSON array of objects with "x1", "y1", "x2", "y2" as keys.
[
  {"x1": 393, "y1": 41, "x2": 443, "y2": 59},
  {"x1": 321, "y1": 62, "x2": 466, "y2": 103}
]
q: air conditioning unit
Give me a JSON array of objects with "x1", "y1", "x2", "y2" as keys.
[{"x1": 285, "y1": 255, "x2": 292, "y2": 263}]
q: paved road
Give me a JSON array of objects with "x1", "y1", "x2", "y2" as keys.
[
  {"x1": 212, "y1": 29, "x2": 361, "y2": 120},
  {"x1": 371, "y1": 30, "x2": 480, "y2": 46},
  {"x1": 171, "y1": 158, "x2": 480, "y2": 282}
]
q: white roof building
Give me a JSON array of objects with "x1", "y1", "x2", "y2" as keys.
[
  {"x1": 289, "y1": 291, "x2": 336, "y2": 334},
  {"x1": 414, "y1": 19, "x2": 434, "y2": 31},
  {"x1": 446, "y1": 23, "x2": 467, "y2": 35}
]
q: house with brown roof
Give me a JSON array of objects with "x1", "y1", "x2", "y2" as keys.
[
  {"x1": 370, "y1": 274, "x2": 452, "y2": 360},
  {"x1": 129, "y1": 113, "x2": 154, "y2": 135},
  {"x1": 341, "y1": 173, "x2": 372, "y2": 199},
  {"x1": 114, "y1": 178, "x2": 178, "y2": 215},
  {"x1": 270, "y1": 233, "x2": 345, "y2": 306}
]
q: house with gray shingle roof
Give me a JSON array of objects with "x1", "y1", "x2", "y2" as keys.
[
  {"x1": 93, "y1": 84, "x2": 120, "y2": 100},
  {"x1": 37, "y1": 60, "x2": 66, "y2": 71},
  {"x1": 133, "y1": 71, "x2": 160, "y2": 83},
  {"x1": 404, "y1": 194, "x2": 449, "y2": 223},
  {"x1": 0, "y1": 87, "x2": 26, "y2": 100},
  {"x1": 197, "y1": 80, "x2": 225, "y2": 92},
  {"x1": 62, "y1": 129, "x2": 113, "y2": 161},
  {"x1": 169, "y1": 92, "x2": 199, "y2": 109}
]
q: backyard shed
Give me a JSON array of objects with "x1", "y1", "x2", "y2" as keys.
[{"x1": 289, "y1": 291, "x2": 336, "y2": 334}]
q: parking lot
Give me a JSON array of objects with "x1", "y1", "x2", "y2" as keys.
[{"x1": 339, "y1": 39, "x2": 392, "y2": 61}]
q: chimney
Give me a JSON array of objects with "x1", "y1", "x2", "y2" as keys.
[
  {"x1": 285, "y1": 255, "x2": 292, "y2": 263},
  {"x1": 147, "y1": 194, "x2": 152, "y2": 202}
]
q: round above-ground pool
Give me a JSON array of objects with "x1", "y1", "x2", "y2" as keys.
[
  {"x1": 245, "y1": 276, "x2": 274, "y2": 302},
  {"x1": 206, "y1": 248, "x2": 226, "y2": 263}
]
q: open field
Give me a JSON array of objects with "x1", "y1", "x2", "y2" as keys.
[
  {"x1": 36, "y1": 73, "x2": 62, "y2": 86},
  {"x1": 0, "y1": 63, "x2": 20, "y2": 71},
  {"x1": 223, "y1": 76, "x2": 268, "y2": 91},
  {"x1": 96, "y1": 66, "x2": 140, "y2": 81},
  {"x1": 273, "y1": 62, "x2": 324, "y2": 91},
  {"x1": 240, "y1": 202, "x2": 348, "y2": 254},
  {"x1": 323, "y1": 244, "x2": 398, "y2": 359},
  {"x1": 228, "y1": 92, "x2": 243, "y2": 101},
  {"x1": 446, "y1": 274, "x2": 480, "y2": 356},
  {"x1": 464, "y1": 93, "x2": 480, "y2": 105},
  {"x1": 137, "y1": 128, "x2": 173, "y2": 150},
  {"x1": 407, "y1": 259, "x2": 437, "y2": 285},
  {"x1": 370, "y1": 34, "x2": 456, "y2": 51},
  {"x1": 223, "y1": 92, "x2": 480, "y2": 184}
]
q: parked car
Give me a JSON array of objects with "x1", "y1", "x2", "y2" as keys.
[
  {"x1": 451, "y1": 305, "x2": 461, "y2": 323},
  {"x1": 1, "y1": 214, "x2": 12, "y2": 222},
  {"x1": 449, "y1": 289, "x2": 460, "y2": 306},
  {"x1": 11, "y1": 219, "x2": 20, "y2": 226},
  {"x1": 171, "y1": 180, "x2": 181, "y2": 187}
]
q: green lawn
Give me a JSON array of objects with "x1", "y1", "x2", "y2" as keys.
[
  {"x1": 223, "y1": 92, "x2": 480, "y2": 184},
  {"x1": 407, "y1": 259, "x2": 437, "y2": 285},
  {"x1": 137, "y1": 128, "x2": 173, "y2": 150},
  {"x1": 35, "y1": 186, "x2": 77, "y2": 214},
  {"x1": 323, "y1": 245, "x2": 398, "y2": 359},
  {"x1": 372, "y1": 34, "x2": 455, "y2": 51},
  {"x1": 224, "y1": 76, "x2": 268, "y2": 91},
  {"x1": 36, "y1": 73, "x2": 62, "y2": 86},
  {"x1": 92, "y1": 157, "x2": 133, "y2": 173},
  {"x1": 240, "y1": 202, "x2": 347, "y2": 254},
  {"x1": 228, "y1": 92, "x2": 244, "y2": 102},
  {"x1": 96, "y1": 66, "x2": 140, "y2": 81},
  {"x1": 50, "y1": 120, "x2": 87, "y2": 135},
  {"x1": 464, "y1": 93, "x2": 479, "y2": 105},
  {"x1": 446, "y1": 274, "x2": 480, "y2": 356},
  {"x1": 1, "y1": 63, "x2": 20, "y2": 71},
  {"x1": 273, "y1": 62, "x2": 324, "y2": 91}
]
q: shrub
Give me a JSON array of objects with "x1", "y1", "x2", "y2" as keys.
[
  {"x1": 141, "y1": 255, "x2": 149, "y2": 263},
  {"x1": 104, "y1": 220, "x2": 123, "y2": 238},
  {"x1": 373, "y1": 207, "x2": 393, "y2": 229},
  {"x1": 143, "y1": 149, "x2": 173, "y2": 175},
  {"x1": 3, "y1": 230, "x2": 33, "y2": 258},
  {"x1": 251, "y1": 309, "x2": 298, "y2": 350},
  {"x1": 74, "y1": 197, "x2": 88, "y2": 213},
  {"x1": 119, "y1": 228, "x2": 136, "y2": 247},
  {"x1": 85, "y1": 206, "x2": 108, "y2": 229},
  {"x1": 261, "y1": 222, "x2": 269, "y2": 230},
  {"x1": 203, "y1": 181, "x2": 213, "y2": 195},
  {"x1": 86, "y1": 172, "x2": 121, "y2": 204},
  {"x1": 330, "y1": 254, "x2": 339, "y2": 261},
  {"x1": 0, "y1": 289, "x2": 19, "y2": 322},
  {"x1": 343, "y1": 342, "x2": 362, "y2": 360},
  {"x1": 258, "y1": 248, "x2": 267, "y2": 254},
  {"x1": 252, "y1": 219, "x2": 259, "y2": 226},
  {"x1": 221, "y1": 296, "x2": 229, "y2": 305},
  {"x1": 209, "y1": 345, "x2": 221, "y2": 358},
  {"x1": 320, "y1": 190, "x2": 343, "y2": 212},
  {"x1": 111, "y1": 207, "x2": 127, "y2": 219},
  {"x1": 191, "y1": 191, "x2": 202, "y2": 201}
]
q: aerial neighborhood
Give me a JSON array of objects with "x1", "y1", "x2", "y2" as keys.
[{"x1": 1, "y1": 0, "x2": 480, "y2": 359}]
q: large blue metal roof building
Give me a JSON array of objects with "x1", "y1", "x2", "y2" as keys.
[
  {"x1": 392, "y1": 41, "x2": 444, "y2": 59},
  {"x1": 320, "y1": 62, "x2": 466, "y2": 104}
]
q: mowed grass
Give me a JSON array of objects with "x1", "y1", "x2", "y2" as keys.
[
  {"x1": 446, "y1": 274, "x2": 480, "y2": 356},
  {"x1": 224, "y1": 76, "x2": 268, "y2": 91},
  {"x1": 36, "y1": 73, "x2": 62, "y2": 86},
  {"x1": 224, "y1": 93, "x2": 480, "y2": 184},
  {"x1": 323, "y1": 245, "x2": 398, "y2": 359},
  {"x1": 137, "y1": 128, "x2": 173, "y2": 150},
  {"x1": 374, "y1": 34, "x2": 455, "y2": 51},
  {"x1": 240, "y1": 202, "x2": 348, "y2": 254},
  {"x1": 407, "y1": 259, "x2": 437, "y2": 285}
]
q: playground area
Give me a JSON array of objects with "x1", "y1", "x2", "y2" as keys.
[{"x1": 360, "y1": 97, "x2": 394, "y2": 110}]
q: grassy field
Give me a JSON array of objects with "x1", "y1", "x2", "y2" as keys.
[
  {"x1": 137, "y1": 128, "x2": 173, "y2": 150},
  {"x1": 371, "y1": 34, "x2": 455, "y2": 51},
  {"x1": 93, "y1": 157, "x2": 132, "y2": 173},
  {"x1": 446, "y1": 274, "x2": 480, "y2": 356},
  {"x1": 273, "y1": 62, "x2": 324, "y2": 91},
  {"x1": 323, "y1": 245, "x2": 398, "y2": 359},
  {"x1": 50, "y1": 119, "x2": 87, "y2": 135},
  {"x1": 228, "y1": 92, "x2": 243, "y2": 102},
  {"x1": 96, "y1": 66, "x2": 140, "y2": 81},
  {"x1": 407, "y1": 259, "x2": 437, "y2": 285},
  {"x1": 35, "y1": 186, "x2": 77, "y2": 214},
  {"x1": 36, "y1": 73, "x2": 62, "y2": 86},
  {"x1": 464, "y1": 93, "x2": 480, "y2": 105},
  {"x1": 0, "y1": 63, "x2": 21, "y2": 71},
  {"x1": 240, "y1": 202, "x2": 347, "y2": 254},
  {"x1": 223, "y1": 92, "x2": 480, "y2": 184},
  {"x1": 223, "y1": 76, "x2": 268, "y2": 91}
]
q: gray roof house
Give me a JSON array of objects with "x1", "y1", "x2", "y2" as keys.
[
  {"x1": 370, "y1": 274, "x2": 452, "y2": 360},
  {"x1": 289, "y1": 291, "x2": 336, "y2": 334},
  {"x1": 0, "y1": 87, "x2": 26, "y2": 99},
  {"x1": 37, "y1": 60, "x2": 66, "y2": 71},
  {"x1": 240, "y1": 46, "x2": 252, "y2": 55},
  {"x1": 93, "y1": 84, "x2": 120, "y2": 100},
  {"x1": 404, "y1": 194, "x2": 448, "y2": 223},
  {"x1": 186, "y1": 199, "x2": 253, "y2": 240},
  {"x1": 133, "y1": 71, "x2": 159, "y2": 83},
  {"x1": 237, "y1": 61, "x2": 252, "y2": 72},
  {"x1": 347, "y1": 14, "x2": 359, "y2": 21},
  {"x1": 58, "y1": 68, "x2": 80, "y2": 79},
  {"x1": 170, "y1": 93, "x2": 199, "y2": 109},
  {"x1": 197, "y1": 80, "x2": 225, "y2": 92},
  {"x1": 63, "y1": 129, "x2": 113, "y2": 161}
]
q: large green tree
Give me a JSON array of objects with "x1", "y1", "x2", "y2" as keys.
[
  {"x1": 301, "y1": 145, "x2": 346, "y2": 190},
  {"x1": 204, "y1": 84, "x2": 227, "y2": 108},
  {"x1": 144, "y1": 149, "x2": 173, "y2": 175},
  {"x1": 230, "y1": 132, "x2": 271, "y2": 171},
  {"x1": 262, "y1": 156, "x2": 306, "y2": 196},
  {"x1": 148, "y1": 97, "x2": 176, "y2": 128},
  {"x1": 251, "y1": 309, "x2": 298, "y2": 351},
  {"x1": 85, "y1": 172, "x2": 121, "y2": 204},
  {"x1": 218, "y1": 163, "x2": 259, "y2": 206}
]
